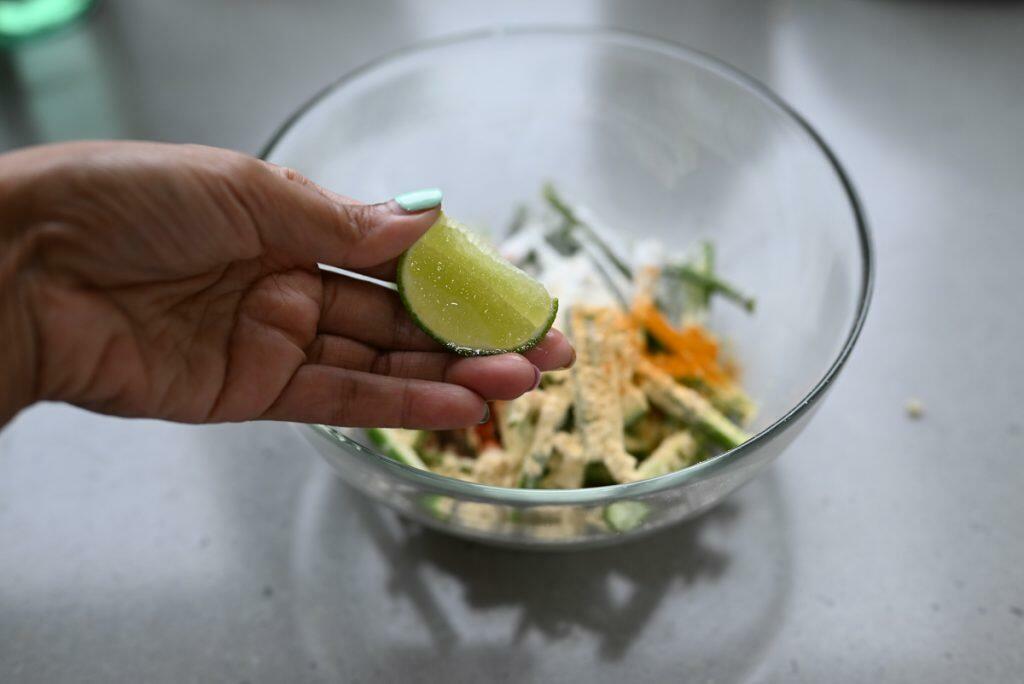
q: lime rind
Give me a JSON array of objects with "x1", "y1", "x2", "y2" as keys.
[{"x1": 398, "y1": 284, "x2": 559, "y2": 356}]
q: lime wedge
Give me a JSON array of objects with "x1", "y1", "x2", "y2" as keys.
[{"x1": 397, "y1": 212, "x2": 558, "y2": 356}]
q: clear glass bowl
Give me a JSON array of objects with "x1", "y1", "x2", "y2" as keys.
[{"x1": 262, "y1": 27, "x2": 873, "y2": 550}]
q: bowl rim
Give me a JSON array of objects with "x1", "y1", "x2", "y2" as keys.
[{"x1": 262, "y1": 25, "x2": 875, "y2": 506}]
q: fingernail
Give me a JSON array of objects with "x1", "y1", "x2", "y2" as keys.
[
  {"x1": 558, "y1": 346, "x2": 576, "y2": 370},
  {"x1": 530, "y1": 366, "x2": 542, "y2": 390},
  {"x1": 479, "y1": 403, "x2": 491, "y2": 425},
  {"x1": 393, "y1": 188, "x2": 442, "y2": 213}
]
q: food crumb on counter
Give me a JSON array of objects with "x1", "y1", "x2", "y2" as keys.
[{"x1": 905, "y1": 398, "x2": 925, "y2": 420}]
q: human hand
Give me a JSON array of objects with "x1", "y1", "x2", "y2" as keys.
[{"x1": 0, "y1": 142, "x2": 574, "y2": 428}]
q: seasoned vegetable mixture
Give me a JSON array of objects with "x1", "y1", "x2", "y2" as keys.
[{"x1": 369, "y1": 185, "x2": 756, "y2": 489}]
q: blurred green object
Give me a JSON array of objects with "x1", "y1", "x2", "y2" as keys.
[{"x1": 0, "y1": 0, "x2": 94, "y2": 42}]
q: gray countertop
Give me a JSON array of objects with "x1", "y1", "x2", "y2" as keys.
[{"x1": 2, "y1": 1, "x2": 1022, "y2": 682}]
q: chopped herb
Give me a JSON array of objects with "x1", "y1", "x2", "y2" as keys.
[{"x1": 665, "y1": 263, "x2": 755, "y2": 313}]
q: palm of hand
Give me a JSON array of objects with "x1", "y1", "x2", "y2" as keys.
[{"x1": 28, "y1": 143, "x2": 325, "y2": 422}]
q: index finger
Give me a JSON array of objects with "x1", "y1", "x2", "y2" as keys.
[{"x1": 319, "y1": 273, "x2": 442, "y2": 352}]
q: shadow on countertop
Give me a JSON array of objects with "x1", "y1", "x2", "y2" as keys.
[
  {"x1": 360, "y1": 495, "x2": 738, "y2": 662},
  {"x1": 288, "y1": 466, "x2": 793, "y2": 682}
]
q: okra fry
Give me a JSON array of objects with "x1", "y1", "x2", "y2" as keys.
[
  {"x1": 518, "y1": 386, "x2": 572, "y2": 488},
  {"x1": 634, "y1": 430, "x2": 699, "y2": 480},
  {"x1": 570, "y1": 307, "x2": 637, "y2": 482}
]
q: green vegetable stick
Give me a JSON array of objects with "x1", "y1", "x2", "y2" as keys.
[
  {"x1": 666, "y1": 263, "x2": 756, "y2": 313},
  {"x1": 636, "y1": 358, "x2": 750, "y2": 450},
  {"x1": 543, "y1": 183, "x2": 634, "y2": 280},
  {"x1": 366, "y1": 428, "x2": 428, "y2": 470},
  {"x1": 603, "y1": 500, "x2": 649, "y2": 532},
  {"x1": 681, "y1": 240, "x2": 715, "y2": 324}
]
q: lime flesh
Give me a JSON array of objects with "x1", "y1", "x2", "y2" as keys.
[{"x1": 397, "y1": 213, "x2": 558, "y2": 356}]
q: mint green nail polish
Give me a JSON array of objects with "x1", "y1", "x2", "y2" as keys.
[{"x1": 394, "y1": 188, "x2": 442, "y2": 212}]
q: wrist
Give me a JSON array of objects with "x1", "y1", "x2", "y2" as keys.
[{"x1": 0, "y1": 164, "x2": 42, "y2": 427}]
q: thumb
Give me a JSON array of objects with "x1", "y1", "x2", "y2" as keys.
[
  {"x1": 256, "y1": 162, "x2": 441, "y2": 272},
  {"x1": 332, "y1": 195, "x2": 444, "y2": 271}
]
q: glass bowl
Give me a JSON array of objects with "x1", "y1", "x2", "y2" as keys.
[{"x1": 262, "y1": 27, "x2": 873, "y2": 550}]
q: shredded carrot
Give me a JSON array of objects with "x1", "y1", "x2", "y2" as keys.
[
  {"x1": 721, "y1": 355, "x2": 742, "y2": 382},
  {"x1": 474, "y1": 410, "x2": 499, "y2": 448},
  {"x1": 631, "y1": 296, "x2": 734, "y2": 387}
]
